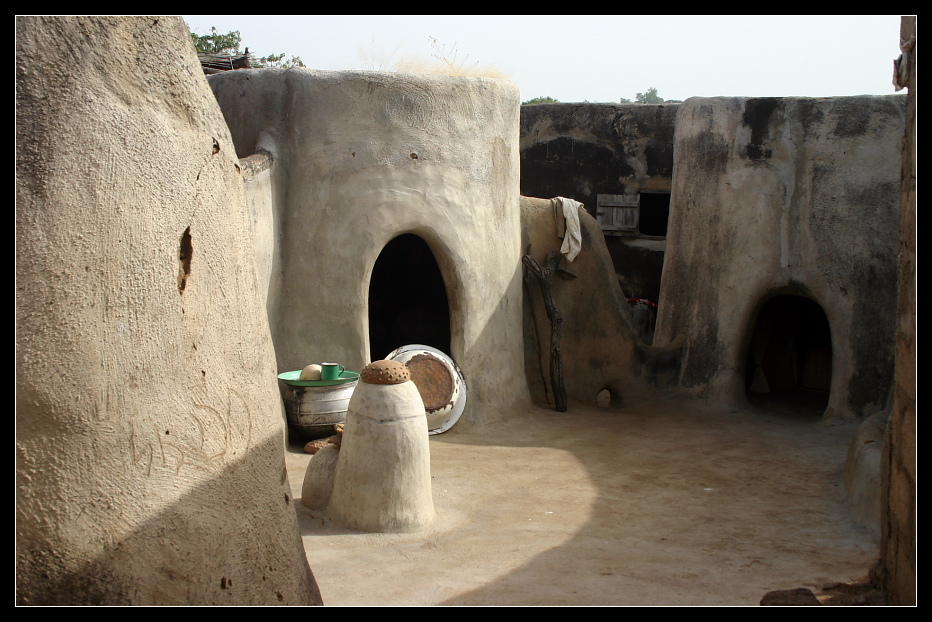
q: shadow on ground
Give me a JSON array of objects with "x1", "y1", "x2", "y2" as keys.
[{"x1": 285, "y1": 396, "x2": 878, "y2": 606}]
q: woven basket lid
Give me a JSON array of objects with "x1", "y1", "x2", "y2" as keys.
[{"x1": 360, "y1": 359, "x2": 411, "y2": 385}]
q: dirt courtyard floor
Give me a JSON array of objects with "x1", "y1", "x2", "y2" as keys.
[{"x1": 285, "y1": 396, "x2": 879, "y2": 606}]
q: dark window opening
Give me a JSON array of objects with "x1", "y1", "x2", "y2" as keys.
[
  {"x1": 368, "y1": 234, "x2": 451, "y2": 361},
  {"x1": 638, "y1": 192, "x2": 670, "y2": 237},
  {"x1": 744, "y1": 295, "x2": 832, "y2": 417},
  {"x1": 596, "y1": 192, "x2": 670, "y2": 238}
]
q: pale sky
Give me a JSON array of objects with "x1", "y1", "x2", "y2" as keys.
[{"x1": 183, "y1": 15, "x2": 906, "y2": 104}]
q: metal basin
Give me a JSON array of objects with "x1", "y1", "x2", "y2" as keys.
[{"x1": 283, "y1": 379, "x2": 358, "y2": 440}]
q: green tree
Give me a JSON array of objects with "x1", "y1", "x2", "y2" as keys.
[
  {"x1": 188, "y1": 25, "x2": 304, "y2": 69},
  {"x1": 254, "y1": 52, "x2": 305, "y2": 69},
  {"x1": 522, "y1": 96, "x2": 559, "y2": 105},
  {"x1": 635, "y1": 87, "x2": 664, "y2": 104},
  {"x1": 190, "y1": 26, "x2": 241, "y2": 55}
]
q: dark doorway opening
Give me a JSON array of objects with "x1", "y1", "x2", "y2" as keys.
[
  {"x1": 638, "y1": 192, "x2": 671, "y2": 237},
  {"x1": 368, "y1": 234, "x2": 451, "y2": 361},
  {"x1": 744, "y1": 295, "x2": 832, "y2": 417}
]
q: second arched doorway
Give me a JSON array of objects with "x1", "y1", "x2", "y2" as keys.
[{"x1": 744, "y1": 295, "x2": 832, "y2": 417}]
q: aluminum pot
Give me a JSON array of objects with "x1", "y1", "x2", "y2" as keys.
[{"x1": 283, "y1": 380, "x2": 358, "y2": 440}]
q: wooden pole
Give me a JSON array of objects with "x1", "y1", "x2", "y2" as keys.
[{"x1": 522, "y1": 250, "x2": 568, "y2": 412}]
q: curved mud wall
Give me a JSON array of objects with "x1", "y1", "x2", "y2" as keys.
[
  {"x1": 209, "y1": 69, "x2": 528, "y2": 425},
  {"x1": 521, "y1": 197, "x2": 681, "y2": 407},
  {"x1": 520, "y1": 103, "x2": 679, "y2": 302},
  {"x1": 654, "y1": 95, "x2": 905, "y2": 420},
  {"x1": 16, "y1": 17, "x2": 320, "y2": 605},
  {"x1": 520, "y1": 103, "x2": 678, "y2": 216},
  {"x1": 239, "y1": 150, "x2": 281, "y2": 318}
]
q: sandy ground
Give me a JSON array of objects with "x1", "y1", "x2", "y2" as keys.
[{"x1": 285, "y1": 396, "x2": 878, "y2": 606}]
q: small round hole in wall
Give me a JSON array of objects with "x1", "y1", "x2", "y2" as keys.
[
  {"x1": 597, "y1": 389, "x2": 611, "y2": 408},
  {"x1": 596, "y1": 387, "x2": 623, "y2": 409}
]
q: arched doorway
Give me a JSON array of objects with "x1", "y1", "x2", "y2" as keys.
[
  {"x1": 744, "y1": 295, "x2": 832, "y2": 416},
  {"x1": 368, "y1": 234, "x2": 451, "y2": 361}
]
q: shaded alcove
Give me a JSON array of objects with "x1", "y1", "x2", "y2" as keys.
[
  {"x1": 744, "y1": 295, "x2": 832, "y2": 416},
  {"x1": 368, "y1": 233, "x2": 451, "y2": 361}
]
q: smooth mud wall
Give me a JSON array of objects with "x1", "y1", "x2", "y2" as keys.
[
  {"x1": 654, "y1": 95, "x2": 905, "y2": 421},
  {"x1": 209, "y1": 69, "x2": 529, "y2": 425}
]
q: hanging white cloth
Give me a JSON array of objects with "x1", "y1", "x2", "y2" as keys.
[{"x1": 551, "y1": 196, "x2": 584, "y2": 262}]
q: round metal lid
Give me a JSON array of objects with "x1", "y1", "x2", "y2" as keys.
[{"x1": 386, "y1": 344, "x2": 467, "y2": 435}]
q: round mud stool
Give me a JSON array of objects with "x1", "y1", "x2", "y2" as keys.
[{"x1": 328, "y1": 360, "x2": 434, "y2": 532}]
